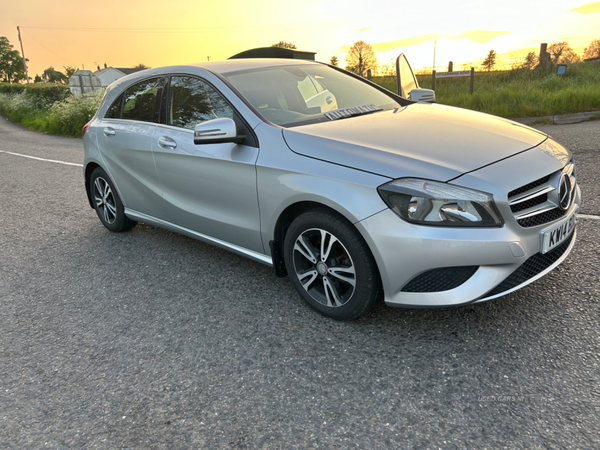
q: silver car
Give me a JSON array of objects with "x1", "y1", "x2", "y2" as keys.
[{"x1": 83, "y1": 58, "x2": 580, "y2": 319}]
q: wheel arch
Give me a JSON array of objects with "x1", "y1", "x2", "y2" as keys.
[
  {"x1": 84, "y1": 162, "x2": 101, "y2": 209},
  {"x1": 269, "y1": 200, "x2": 382, "y2": 281}
]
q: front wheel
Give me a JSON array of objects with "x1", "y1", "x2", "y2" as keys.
[
  {"x1": 283, "y1": 209, "x2": 381, "y2": 320},
  {"x1": 89, "y1": 167, "x2": 137, "y2": 232}
]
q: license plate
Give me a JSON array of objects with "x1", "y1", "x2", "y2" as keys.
[{"x1": 541, "y1": 211, "x2": 577, "y2": 254}]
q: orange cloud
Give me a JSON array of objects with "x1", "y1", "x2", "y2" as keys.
[
  {"x1": 343, "y1": 33, "x2": 441, "y2": 53},
  {"x1": 340, "y1": 30, "x2": 510, "y2": 54},
  {"x1": 569, "y1": 2, "x2": 600, "y2": 13},
  {"x1": 448, "y1": 30, "x2": 510, "y2": 44}
]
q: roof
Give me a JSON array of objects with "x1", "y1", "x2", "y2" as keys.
[
  {"x1": 115, "y1": 67, "x2": 147, "y2": 75},
  {"x1": 229, "y1": 47, "x2": 316, "y2": 61}
]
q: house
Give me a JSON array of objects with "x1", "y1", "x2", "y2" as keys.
[
  {"x1": 229, "y1": 47, "x2": 316, "y2": 60},
  {"x1": 92, "y1": 64, "x2": 148, "y2": 87}
]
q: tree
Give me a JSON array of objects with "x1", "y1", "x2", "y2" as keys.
[
  {"x1": 270, "y1": 41, "x2": 297, "y2": 49},
  {"x1": 522, "y1": 51, "x2": 538, "y2": 69},
  {"x1": 34, "y1": 74, "x2": 42, "y2": 83},
  {"x1": 133, "y1": 63, "x2": 150, "y2": 69},
  {"x1": 548, "y1": 41, "x2": 580, "y2": 64},
  {"x1": 481, "y1": 50, "x2": 497, "y2": 71},
  {"x1": 345, "y1": 41, "x2": 379, "y2": 77},
  {"x1": 63, "y1": 65, "x2": 77, "y2": 78},
  {"x1": 330, "y1": 56, "x2": 339, "y2": 66},
  {"x1": 41, "y1": 67, "x2": 67, "y2": 84},
  {"x1": 583, "y1": 38, "x2": 600, "y2": 59},
  {"x1": 378, "y1": 63, "x2": 396, "y2": 76},
  {"x1": 0, "y1": 36, "x2": 27, "y2": 83}
]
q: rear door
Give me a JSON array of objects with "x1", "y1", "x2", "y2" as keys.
[
  {"x1": 151, "y1": 75, "x2": 263, "y2": 253},
  {"x1": 97, "y1": 76, "x2": 169, "y2": 220}
]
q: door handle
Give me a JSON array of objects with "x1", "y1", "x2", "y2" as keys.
[
  {"x1": 158, "y1": 137, "x2": 177, "y2": 149},
  {"x1": 103, "y1": 127, "x2": 116, "y2": 136},
  {"x1": 326, "y1": 96, "x2": 333, "y2": 104}
]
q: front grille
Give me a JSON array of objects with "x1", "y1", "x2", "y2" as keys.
[
  {"x1": 510, "y1": 194, "x2": 548, "y2": 213},
  {"x1": 508, "y1": 163, "x2": 576, "y2": 228},
  {"x1": 402, "y1": 266, "x2": 479, "y2": 293},
  {"x1": 482, "y1": 231, "x2": 574, "y2": 298},
  {"x1": 517, "y1": 208, "x2": 567, "y2": 227},
  {"x1": 508, "y1": 175, "x2": 550, "y2": 198}
]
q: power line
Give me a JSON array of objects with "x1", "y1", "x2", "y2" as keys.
[
  {"x1": 20, "y1": 20, "x2": 348, "y2": 34},
  {"x1": 22, "y1": 29, "x2": 70, "y2": 64}
]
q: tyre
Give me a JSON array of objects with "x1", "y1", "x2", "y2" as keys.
[
  {"x1": 89, "y1": 167, "x2": 137, "y2": 232},
  {"x1": 284, "y1": 209, "x2": 381, "y2": 320}
]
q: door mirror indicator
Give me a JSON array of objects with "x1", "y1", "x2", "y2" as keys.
[
  {"x1": 408, "y1": 88, "x2": 436, "y2": 103},
  {"x1": 194, "y1": 118, "x2": 246, "y2": 145}
]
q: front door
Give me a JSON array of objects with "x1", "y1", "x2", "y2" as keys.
[{"x1": 151, "y1": 75, "x2": 263, "y2": 253}]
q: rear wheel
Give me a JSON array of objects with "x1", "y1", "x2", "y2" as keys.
[
  {"x1": 90, "y1": 167, "x2": 137, "y2": 232},
  {"x1": 284, "y1": 209, "x2": 381, "y2": 320}
]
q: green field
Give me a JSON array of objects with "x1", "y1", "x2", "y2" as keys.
[{"x1": 372, "y1": 62, "x2": 600, "y2": 119}]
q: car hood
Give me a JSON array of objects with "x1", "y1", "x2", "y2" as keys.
[{"x1": 282, "y1": 103, "x2": 548, "y2": 181}]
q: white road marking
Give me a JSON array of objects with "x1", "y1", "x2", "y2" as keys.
[
  {"x1": 0, "y1": 150, "x2": 83, "y2": 167},
  {"x1": 1, "y1": 150, "x2": 600, "y2": 222},
  {"x1": 577, "y1": 214, "x2": 600, "y2": 220}
]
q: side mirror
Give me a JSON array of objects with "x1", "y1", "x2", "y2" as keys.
[
  {"x1": 194, "y1": 118, "x2": 246, "y2": 145},
  {"x1": 408, "y1": 88, "x2": 436, "y2": 103}
]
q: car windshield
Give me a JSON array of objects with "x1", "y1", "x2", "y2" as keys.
[{"x1": 224, "y1": 64, "x2": 401, "y2": 127}]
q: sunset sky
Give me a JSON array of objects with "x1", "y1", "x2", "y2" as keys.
[{"x1": 2, "y1": 0, "x2": 599, "y2": 78}]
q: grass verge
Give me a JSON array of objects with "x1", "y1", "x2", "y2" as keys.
[{"x1": 372, "y1": 62, "x2": 600, "y2": 119}]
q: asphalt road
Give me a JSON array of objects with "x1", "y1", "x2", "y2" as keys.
[{"x1": 1, "y1": 117, "x2": 599, "y2": 449}]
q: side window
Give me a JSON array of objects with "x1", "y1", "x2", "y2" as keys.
[
  {"x1": 106, "y1": 93, "x2": 123, "y2": 119},
  {"x1": 168, "y1": 76, "x2": 233, "y2": 130},
  {"x1": 122, "y1": 78, "x2": 163, "y2": 123}
]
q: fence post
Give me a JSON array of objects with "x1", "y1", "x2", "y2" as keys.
[
  {"x1": 448, "y1": 61, "x2": 453, "y2": 72},
  {"x1": 432, "y1": 70, "x2": 436, "y2": 91},
  {"x1": 469, "y1": 67, "x2": 474, "y2": 94}
]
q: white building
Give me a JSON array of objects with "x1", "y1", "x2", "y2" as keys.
[{"x1": 93, "y1": 65, "x2": 148, "y2": 87}]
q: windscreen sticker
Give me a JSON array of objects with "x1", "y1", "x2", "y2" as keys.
[{"x1": 324, "y1": 104, "x2": 383, "y2": 121}]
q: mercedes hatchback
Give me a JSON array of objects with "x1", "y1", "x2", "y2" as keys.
[{"x1": 83, "y1": 58, "x2": 580, "y2": 319}]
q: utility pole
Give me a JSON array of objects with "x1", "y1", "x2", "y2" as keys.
[
  {"x1": 16, "y1": 26, "x2": 29, "y2": 84},
  {"x1": 433, "y1": 41, "x2": 437, "y2": 72}
]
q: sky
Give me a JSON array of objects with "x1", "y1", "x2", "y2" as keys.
[{"x1": 1, "y1": 0, "x2": 599, "y2": 78}]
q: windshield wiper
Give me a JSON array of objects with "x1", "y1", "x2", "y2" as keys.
[{"x1": 324, "y1": 104, "x2": 383, "y2": 121}]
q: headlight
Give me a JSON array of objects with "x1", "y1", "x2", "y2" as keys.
[{"x1": 377, "y1": 178, "x2": 503, "y2": 227}]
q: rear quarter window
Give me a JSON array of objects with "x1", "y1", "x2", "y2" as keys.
[{"x1": 105, "y1": 94, "x2": 123, "y2": 119}]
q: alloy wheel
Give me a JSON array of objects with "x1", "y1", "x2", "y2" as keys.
[
  {"x1": 292, "y1": 228, "x2": 356, "y2": 307},
  {"x1": 93, "y1": 177, "x2": 117, "y2": 224}
]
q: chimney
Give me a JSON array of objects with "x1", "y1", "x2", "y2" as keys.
[
  {"x1": 97, "y1": 65, "x2": 100, "y2": 71},
  {"x1": 104, "y1": 63, "x2": 107, "y2": 68}
]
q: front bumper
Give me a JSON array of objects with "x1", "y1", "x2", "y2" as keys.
[{"x1": 355, "y1": 186, "x2": 580, "y2": 308}]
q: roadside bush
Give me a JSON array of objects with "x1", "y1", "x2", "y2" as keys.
[
  {"x1": 0, "y1": 83, "x2": 27, "y2": 94},
  {"x1": 25, "y1": 84, "x2": 71, "y2": 108},
  {"x1": 0, "y1": 90, "x2": 40, "y2": 123},
  {"x1": 46, "y1": 90, "x2": 103, "y2": 136},
  {"x1": 0, "y1": 86, "x2": 102, "y2": 137}
]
